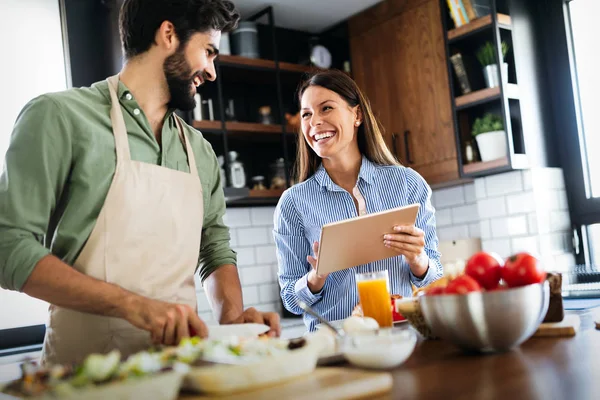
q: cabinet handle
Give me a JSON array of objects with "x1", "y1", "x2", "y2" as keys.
[
  {"x1": 404, "y1": 130, "x2": 413, "y2": 164},
  {"x1": 392, "y1": 132, "x2": 398, "y2": 156}
]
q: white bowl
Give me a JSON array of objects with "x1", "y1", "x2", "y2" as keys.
[{"x1": 342, "y1": 329, "x2": 417, "y2": 369}]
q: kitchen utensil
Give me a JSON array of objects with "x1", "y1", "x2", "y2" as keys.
[
  {"x1": 341, "y1": 329, "x2": 417, "y2": 369},
  {"x1": 533, "y1": 314, "x2": 580, "y2": 337},
  {"x1": 206, "y1": 323, "x2": 270, "y2": 339},
  {"x1": 298, "y1": 301, "x2": 345, "y2": 338},
  {"x1": 419, "y1": 281, "x2": 550, "y2": 352},
  {"x1": 395, "y1": 297, "x2": 437, "y2": 339},
  {"x1": 227, "y1": 151, "x2": 246, "y2": 189},
  {"x1": 184, "y1": 367, "x2": 393, "y2": 400}
]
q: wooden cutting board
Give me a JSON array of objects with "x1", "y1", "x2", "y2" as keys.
[
  {"x1": 179, "y1": 367, "x2": 393, "y2": 400},
  {"x1": 533, "y1": 314, "x2": 580, "y2": 337}
]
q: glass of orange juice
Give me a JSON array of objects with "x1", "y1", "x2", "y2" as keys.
[{"x1": 356, "y1": 270, "x2": 393, "y2": 328}]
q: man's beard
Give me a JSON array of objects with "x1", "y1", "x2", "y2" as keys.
[{"x1": 163, "y1": 47, "x2": 203, "y2": 111}]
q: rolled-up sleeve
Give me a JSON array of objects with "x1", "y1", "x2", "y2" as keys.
[
  {"x1": 273, "y1": 190, "x2": 322, "y2": 315},
  {"x1": 197, "y1": 150, "x2": 236, "y2": 283},
  {"x1": 0, "y1": 96, "x2": 72, "y2": 291},
  {"x1": 405, "y1": 168, "x2": 443, "y2": 288}
]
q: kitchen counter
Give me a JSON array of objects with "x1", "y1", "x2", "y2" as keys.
[
  {"x1": 352, "y1": 309, "x2": 600, "y2": 399},
  {"x1": 2, "y1": 310, "x2": 599, "y2": 399}
]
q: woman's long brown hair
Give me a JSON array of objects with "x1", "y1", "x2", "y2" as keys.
[{"x1": 294, "y1": 69, "x2": 400, "y2": 183}]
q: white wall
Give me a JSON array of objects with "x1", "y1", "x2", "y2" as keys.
[{"x1": 0, "y1": 0, "x2": 68, "y2": 330}]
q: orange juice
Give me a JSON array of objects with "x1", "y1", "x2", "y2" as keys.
[{"x1": 357, "y1": 278, "x2": 393, "y2": 327}]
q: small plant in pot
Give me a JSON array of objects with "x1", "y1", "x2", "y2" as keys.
[
  {"x1": 476, "y1": 41, "x2": 509, "y2": 88},
  {"x1": 471, "y1": 113, "x2": 507, "y2": 162}
]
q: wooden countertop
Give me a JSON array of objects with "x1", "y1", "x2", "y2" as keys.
[{"x1": 364, "y1": 309, "x2": 600, "y2": 399}]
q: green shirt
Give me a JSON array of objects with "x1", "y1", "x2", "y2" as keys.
[{"x1": 0, "y1": 79, "x2": 236, "y2": 291}]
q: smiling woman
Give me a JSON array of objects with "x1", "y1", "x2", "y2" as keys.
[{"x1": 273, "y1": 70, "x2": 443, "y2": 332}]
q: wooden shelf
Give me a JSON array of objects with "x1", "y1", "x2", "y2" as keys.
[
  {"x1": 463, "y1": 157, "x2": 509, "y2": 174},
  {"x1": 448, "y1": 13, "x2": 512, "y2": 41},
  {"x1": 463, "y1": 154, "x2": 528, "y2": 175},
  {"x1": 249, "y1": 188, "x2": 285, "y2": 198},
  {"x1": 192, "y1": 120, "x2": 295, "y2": 135},
  {"x1": 218, "y1": 54, "x2": 314, "y2": 74},
  {"x1": 455, "y1": 84, "x2": 519, "y2": 110}
]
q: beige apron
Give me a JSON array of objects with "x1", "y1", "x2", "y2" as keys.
[{"x1": 41, "y1": 75, "x2": 204, "y2": 366}]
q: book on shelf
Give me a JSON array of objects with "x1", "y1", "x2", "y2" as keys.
[
  {"x1": 447, "y1": 0, "x2": 470, "y2": 28},
  {"x1": 449, "y1": 53, "x2": 472, "y2": 95},
  {"x1": 461, "y1": 0, "x2": 478, "y2": 21}
]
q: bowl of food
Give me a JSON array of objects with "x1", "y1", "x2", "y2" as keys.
[
  {"x1": 341, "y1": 329, "x2": 417, "y2": 369},
  {"x1": 418, "y1": 251, "x2": 550, "y2": 352}
]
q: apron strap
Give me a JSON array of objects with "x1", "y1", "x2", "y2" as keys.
[
  {"x1": 106, "y1": 75, "x2": 132, "y2": 163},
  {"x1": 173, "y1": 115, "x2": 199, "y2": 177}
]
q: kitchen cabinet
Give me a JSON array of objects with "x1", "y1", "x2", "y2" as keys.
[{"x1": 350, "y1": 0, "x2": 459, "y2": 185}]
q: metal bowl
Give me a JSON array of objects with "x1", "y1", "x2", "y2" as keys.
[{"x1": 419, "y1": 281, "x2": 550, "y2": 352}]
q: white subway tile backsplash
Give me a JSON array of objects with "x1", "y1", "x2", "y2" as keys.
[
  {"x1": 535, "y1": 190, "x2": 562, "y2": 211},
  {"x1": 468, "y1": 223, "x2": 480, "y2": 238},
  {"x1": 237, "y1": 227, "x2": 270, "y2": 246},
  {"x1": 522, "y1": 170, "x2": 533, "y2": 190},
  {"x1": 437, "y1": 225, "x2": 469, "y2": 241},
  {"x1": 480, "y1": 219, "x2": 492, "y2": 239},
  {"x1": 557, "y1": 190, "x2": 569, "y2": 210},
  {"x1": 477, "y1": 197, "x2": 507, "y2": 219},
  {"x1": 527, "y1": 213, "x2": 538, "y2": 235},
  {"x1": 223, "y1": 208, "x2": 252, "y2": 228},
  {"x1": 485, "y1": 171, "x2": 523, "y2": 197},
  {"x1": 242, "y1": 285, "x2": 260, "y2": 305},
  {"x1": 197, "y1": 292, "x2": 212, "y2": 312},
  {"x1": 464, "y1": 183, "x2": 477, "y2": 203},
  {"x1": 552, "y1": 252, "x2": 576, "y2": 273},
  {"x1": 491, "y1": 216, "x2": 528, "y2": 238},
  {"x1": 241, "y1": 266, "x2": 275, "y2": 286},
  {"x1": 432, "y1": 186, "x2": 465, "y2": 208},
  {"x1": 550, "y1": 211, "x2": 571, "y2": 232},
  {"x1": 451, "y1": 204, "x2": 480, "y2": 224},
  {"x1": 435, "y1": 208, "x2": 453, "y2": 227},
  {"x1": 531, "y1": 168, "x2": 565, "y2": 190},
  {"x1": 250, "y1": 207, "x2": 276, "y2": 226},
  {"x1": 539, "y1": 233, "x2": 571, "y2": 255},
  {"x1": 199, "y1": 311, "x2": 215, "y2": 323},
  {"x1": 235, "y1": 247, "x2": 256, "y2": 267},
  {"x1": 511, "y1": 236, "x2": 540, "y2": 255},
  {"x1": 474, "y1": 178, "x2": 487, "y2": 199},
  {"x1": 259, "y1": 283, "x2": 280, "y2": 303},
  {"x1": 482, "y1": 238, "x2": 512, "y2": 258},
  {"x1": 229, "y1": 229, "x2": 238, "y2": 247},
  {"x1": 506, "y1": 192, "x2": 536, "y2": 214},
  {"x1": 255, "y1": 245, "x2": 278, "y2": 264},
  {"x1": 254, "y1": 302, "x2": 281, "y2": 314}
]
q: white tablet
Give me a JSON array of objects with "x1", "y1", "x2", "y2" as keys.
[{"x1": 315, "y1": 204, "x2": 420, "y2": 275}]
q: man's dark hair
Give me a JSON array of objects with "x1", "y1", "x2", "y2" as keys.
[{"x1": 119, "y1": 0, "x2": 240, "y2": 59}]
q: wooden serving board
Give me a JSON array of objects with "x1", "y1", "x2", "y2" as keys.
[
  {"x1": 179, "y1": 367, "x2": 393, "y2": 400},
  {"x1": 533, "y1": 314, "x2": 580, "y2": 337}
]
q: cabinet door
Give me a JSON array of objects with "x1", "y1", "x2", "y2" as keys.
[
  {"x1": 391, "y1": 0, "x2": 458, "y2": 183},
  {"x1": 350, "y1": 20, "x2": 404, "y2": 159}
]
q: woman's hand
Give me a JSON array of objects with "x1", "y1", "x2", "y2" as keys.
[
  {"x1": 384, "y1": 225, "x2": 429, "y2": 277},
  {"x1": 306, "y1": 241, "x2": 328, "y2": 293}
]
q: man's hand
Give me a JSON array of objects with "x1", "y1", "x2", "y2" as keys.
[
  {"x1": 232, "y1": 307, "x2": 282, "y2": 337},
  {"x1": 307, "y1": 241, "x2": 328, "y2": 293},
  {"x1": 125, "y1": 296, "x2": 208, "y2": 345}
]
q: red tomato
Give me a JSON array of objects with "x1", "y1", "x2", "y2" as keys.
[
  {"x1": 445, "y1": 275, "x2": 482, "y2": 295},
  {"x1": 502, "y1": 252, "x2": 546, "y2": 287},
  {"x1": 464, "y1": 251, "x2": 504, "y2": 290},
  {"x1": 425, "y1": 286, "x2": 446, "y2": 296}
]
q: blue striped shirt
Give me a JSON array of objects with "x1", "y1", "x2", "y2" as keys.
[{"x1": 273, "y1": 156, "x2": 443, "y2": 331}]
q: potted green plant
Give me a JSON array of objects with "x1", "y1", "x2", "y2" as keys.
[
  {"x1": 471, "y1": 113, "x2": 507, "y2": 162},
  {"x1": 476, "y1": 41, "x2": 509, "y2": 88}
]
